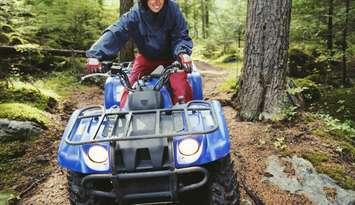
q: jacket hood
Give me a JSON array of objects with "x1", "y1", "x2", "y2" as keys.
[{"x1": 139, "y1": 0, "x2": 169, "y2": 29}]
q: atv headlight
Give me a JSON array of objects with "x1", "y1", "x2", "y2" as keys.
[
  {"x1": 178, "y1": 138, "x2": 200, "y2": 156},
  {"x1": 88, "y1": 145, "x2": 108, "y2": 163}
]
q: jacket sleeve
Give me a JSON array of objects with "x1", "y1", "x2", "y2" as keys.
[
  {"x1": 170, "y1": 4, "x2": 193, "y2": 59},
  {"x1": 86, "y1": 11, "x2": 135, "y2": 60}
]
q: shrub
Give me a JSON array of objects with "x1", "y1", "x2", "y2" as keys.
[
  {"x1": 293, "y1": 78, "x2": 321, "y2": 104},
  {"x1": 288, "y1": 48, "x2": 318, "y2": 78}
]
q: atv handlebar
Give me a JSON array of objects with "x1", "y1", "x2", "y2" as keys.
[{"x1": 81, "y1": 61, "x2": 183, "y2": 92}]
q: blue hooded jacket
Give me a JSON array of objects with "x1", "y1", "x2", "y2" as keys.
[{"x1": 86, "y1": 0, "x2": 193, "y2": 60}]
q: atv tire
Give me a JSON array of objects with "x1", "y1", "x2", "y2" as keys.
[
  {"x1": 67, "y1": 171, "x2": 93, "y2": 205},
  {"x1": 207, "y1": 154, "x2": 240, "y2": 205}
]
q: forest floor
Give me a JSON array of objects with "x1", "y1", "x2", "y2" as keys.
[{"x1": 15, "y1": 61, "x2": 355, "y2": 205}]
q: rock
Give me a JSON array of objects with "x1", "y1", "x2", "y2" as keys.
[
  {"x1": 264, "y1": 155, "x2": 355, "y2": 205},
  {"x1": 36, "y1": 155, "x2": 49, "y2": 164},
  {"x1": 0, "y1": 119, "x2": 43, "y2": 142}
]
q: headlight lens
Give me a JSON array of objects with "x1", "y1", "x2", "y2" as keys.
[
  {"x1": 88, "y1": 145, "x2": 108, "y2": 163},
  {"x1": 178, "y1": 138, "x2": 200, "y2": 156}
]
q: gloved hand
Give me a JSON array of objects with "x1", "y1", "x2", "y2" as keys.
[
  {"x1": 86, "y1": 58, "x2": 102, "y2": 73},
  {"x1": 178, "y1": 53, "x2": 192, "y2": 73}
]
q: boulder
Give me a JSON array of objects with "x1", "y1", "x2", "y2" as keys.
[
  {"x1": 0, "y1": 119, "x2": 43, "y2": 142},
  {"x1": 264, "y1": 155, "x2": 355, "y2": 205}
]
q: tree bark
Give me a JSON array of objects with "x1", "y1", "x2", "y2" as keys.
[
  {"x1": 235, "y1": 0, "x2": 292, "y2": 121},
  {"x1": 119, "y1": 0, "x2": 134, "y2": 62}
]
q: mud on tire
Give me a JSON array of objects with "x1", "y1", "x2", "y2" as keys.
[{"x1": 207, "y1": 154, "x2": 240, "y2": 205}]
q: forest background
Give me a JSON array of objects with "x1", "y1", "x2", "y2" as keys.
[{"x1": 0, "y1": 0, "x2": 354, "y2": 201}]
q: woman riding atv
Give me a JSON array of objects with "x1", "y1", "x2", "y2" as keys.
[{"x1": 86, "y1": 0, "x2": 193, "y2": 106}]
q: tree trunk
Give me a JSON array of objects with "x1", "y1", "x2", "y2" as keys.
[
  {"x1": 119, "y1": 0, "x2": 134, "y2": 62},
  {"x1": 235, "y1": 0, "x2": 292, "y2": 121},
  {"x1": 193, "y1": 0, "x2": 199, "y2": 38},
  {"x1": 342, "y1": 0, "x2": 350, "y2": 86},
  {"x1": 182, "y1": 0, "x2": 190, "y2": 19},
  {"x1": 238, "y1": 30, "x2": 242, "y2": 48},
  {"x1": 201, "y1": 0, "x2": 206, "y2": 39},
  {"x1": 327, "y1": 0, "x2": 333, "y2": 53},
  {"x1": 98, "y1": 0, "x2": 103, "y2": 8},
  {"x1": 323, "y1": 0, "x2": 334, "y2": 84},
  {"x1": 205, "y1": 0, "x2": 209, "y2": 38}
]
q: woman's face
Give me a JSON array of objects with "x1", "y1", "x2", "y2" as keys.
[{"x1": 147, "y1": 0, "x2": 165, "y2": 13}]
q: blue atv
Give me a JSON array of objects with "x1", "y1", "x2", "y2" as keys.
[{"x1": 58, "y1": 61, "x2": 239, "y2": 204}]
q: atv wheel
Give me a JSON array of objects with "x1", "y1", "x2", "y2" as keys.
[
  {"x1": 67, "y1": 171, "x2": 93, "y2": 205},
  {"x1": 207, "y1": 154, "x2": 240, "y2": 205}
]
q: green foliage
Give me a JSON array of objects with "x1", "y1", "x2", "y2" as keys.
[
  {"x1": 33, "y1": 70, "x2": 84, "y2": 97},
  {"x1": 337, "y1": 141, "x2": 355, "y2": 162},
  {"x1": 273, "y1": 137, "x2": 288, "y2": 151},
  {"x1": 288, "y1": 48, "x2": 317, "y2": 78},
  {"x1": 272, "y1": 105, "x2": 298, "y2": 122},
  {"x1": 290, "y1": 0, "x2": 355, "y2": 87},
  {"x1": 0, "y1": 190, "x2": 18, "y2": 205},
  {"x1": 0, "y1": 103, "x2": 49, "y2": 127},
  {"x1": 30, "y1": 0, "x2": 110, "y2": 49},
  {"x1": 218, "y1": 77, "x2": 238, "y2": 93},
  {"x1": 185, "y1": 0, "x2": 246, "y2": 61},
  {"x1": 292, "y1": 78, "x2": 321, "y2": 104},
  {"x1": 318, "y1": 87, "x2": 355, "y2": 121},
  {"x1": 315, "y1": 114, "x2": 355, "y2": 141}
]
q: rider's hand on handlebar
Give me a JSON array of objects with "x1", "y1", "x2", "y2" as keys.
[
  {"x1": 178, "y1": 53, "x2": 192, "y2": 73},
  {"x1": 86, "y1": 58, "x2": 102, "y2": 73}
]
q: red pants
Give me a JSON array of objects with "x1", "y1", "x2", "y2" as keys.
[{"x1": 120, "y1": 53, "x2": 192, "y2": 107}]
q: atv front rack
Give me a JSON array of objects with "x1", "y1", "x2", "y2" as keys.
[{"x1": 65, "y1": 100, "x2": 219, "y2": 145}]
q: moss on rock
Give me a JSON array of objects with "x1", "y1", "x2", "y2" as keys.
[
  {"x1": 0, "y1": 32, "x2": 10, "y2": 44},
  {"x1": 0, "y1": 81, "x2": 58, "y2": 111},
  {"x1": 0, "y1": 103, "x2": 49, "y2": 127},
  {"x1": 0, "y1": 24, "x2": 14, "y2": 33},
  {"x1": 9, "y1": 36, "x2": 24, "y2": 45},
  {"x1": 318, "y1": 164, "x2": 355, "y2": 190},
  {"x1": 302, "y1": 151, "x2": 329, "y2": 166}
]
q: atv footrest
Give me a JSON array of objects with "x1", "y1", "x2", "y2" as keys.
[{"x1": 81, "y1": 166, "x2": 208, "y2": 202}]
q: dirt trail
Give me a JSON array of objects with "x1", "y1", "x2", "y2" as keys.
[
  {"x1": 19, "y1": 87, "x2": 103, "y2": 205},
  {"x1": 19, "y1": 61, "x2": 330, "y2": 204}
]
